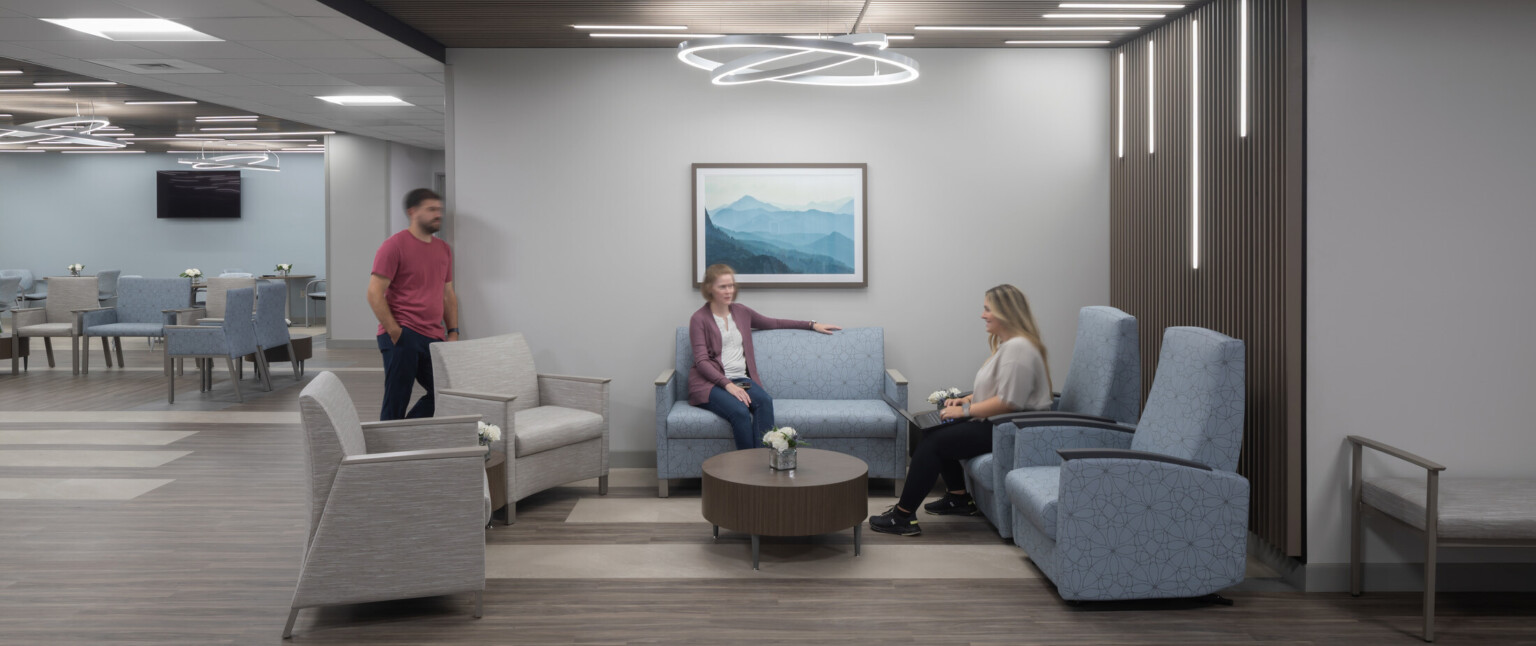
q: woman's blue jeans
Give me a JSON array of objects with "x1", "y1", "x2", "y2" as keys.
[{"x1": 698, "y1": 377, "x2": 775, "y2": 450}]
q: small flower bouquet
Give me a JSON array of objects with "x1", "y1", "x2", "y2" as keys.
[
  {"x1": 762, "y1": 427, "x2": 806, "y2": 470},
  {"x1": 927, "y1": 387, "x2": 963, "y2": 409},
  {"x1": 67, "y1": 263, "x2": 85, "y2": 276},
  {"x1": 478, "y1": 421, "x2": 502, "y2": 461},
  {"x1": 180, "y1": 268, "x2": 203, "y2": 280},
  {"x1": 275, "y1": 263, "x2": 293, "y2": 276}
]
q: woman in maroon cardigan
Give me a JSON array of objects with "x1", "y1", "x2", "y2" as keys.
[{"x1": 690, "y1": 264, "x2": 841, "y2": 449}]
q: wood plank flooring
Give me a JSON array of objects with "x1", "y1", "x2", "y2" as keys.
[{"x1": 2, "y1": 332, "x2": 1534, "y2": 644}]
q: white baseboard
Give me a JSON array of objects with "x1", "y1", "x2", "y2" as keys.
[{"x1": 1302, "y1": 562, "x2": 1536, "y2": 592}]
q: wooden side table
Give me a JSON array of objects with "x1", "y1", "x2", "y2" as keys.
[
  {"x1": 485, "y1": 452, "x2": 508, "y2": 521},
  {"x1": 702, "y1": 448, "x2": 869, "y2": 569}
]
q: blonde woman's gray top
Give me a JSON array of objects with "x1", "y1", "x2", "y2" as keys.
[{"x1": 973, "y1": 336, "x2": 1053, "y2": 412}]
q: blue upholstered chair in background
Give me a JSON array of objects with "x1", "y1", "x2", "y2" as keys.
[
  {"x1": 1005, "y1": 326, "x2": 1248, "y2": 601},
  {"x1": 80, "y1": 277, "x2": 191, "y2": 373},
  {"x1": 0, "y1": 276, "x2": 19, "y2": 334},
  {"x1": 95, "y1": 270, "x2": 121, "y2": 308},
  {"x1": 655, "y1": 326, "x2": 908, "y2": 497},
  {"x1": 965, "y1": 306, "x2": 1142, "y2": 538},
  {"x1": 252, "y1": 280, "x2": 298, "y2": 390},
  {"x1": 0, "y1": 269, "x2": 36, "y2": 308},
  {"x1": 164, "y1": 287, "x2": 258, "y2": 403}
]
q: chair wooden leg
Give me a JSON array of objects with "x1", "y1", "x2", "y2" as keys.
[
  {"x1": 43, "y1": 337, "x2": 55, "y2": 368},
  {"x1": 166, "y1": 354, "x2": 175, "y2": 404},
  {"x1": 599, "y1": 475, "x2": 609, "y2": 496},
  {"x1": 282, "y1": 608, "x2": 300, "y2": 639},
  {"x1": 658, "y1": 479, "x2": 669, "y2": 498},
  {"x1": 226, "y1": 357, "x2": 243, "y2": 402},
  {"x1": 253, "y1": 349, "x2": 273, "y2": 391},
  {"x1": 71, "y1": 336, "x2": 79, "y2": 375},
  {"x1": 290, "y1": 356, "x2": 300, "y2": 380},
  {"x1": 473, "y1": 590, "x2": 483, "y2": 619},
  {"x1": 114, "y1": 337, "x2": 125, "y2": 368},
  {"x1": 12, "y1": 334, "x2": 20, "y2": 374},
  {"x1": 101, "y1": 337, "x2": 113, "y2": 368}
]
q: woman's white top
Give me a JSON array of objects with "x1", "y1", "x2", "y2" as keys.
[
  {"x1": 973, "y1": 336, "x2": 1054, "y2": 412},
  {"x1": 714, "y1": 314, "x2": 749, "y2": 380}
]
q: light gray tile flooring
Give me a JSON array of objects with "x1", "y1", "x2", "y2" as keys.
[
  {"x1": 0, "y1": 449, "x2": 191, "y2": 468},
  {"x1": 0, "y1": 477, "x2": 175, "y2": 500},
  {"x1": 0, "y1": 430, "x2": 197, "y2": 445}
]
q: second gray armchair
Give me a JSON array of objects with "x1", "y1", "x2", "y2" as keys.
[{"x1": 433, "y1": 333, "x2": 611, "y2": 523}]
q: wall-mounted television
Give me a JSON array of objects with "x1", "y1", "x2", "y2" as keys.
[{"x1": 157, "y1": 170, "x2": 242, "y2": 219}]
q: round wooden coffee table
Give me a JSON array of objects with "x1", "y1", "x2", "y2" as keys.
[{"x1": 701, "y1": 448, "x2": 869, "y2": 570}]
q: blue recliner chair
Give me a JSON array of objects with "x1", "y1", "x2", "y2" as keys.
[
  {"x1": 1005, "y1": 326, "x2": 1248, "y2": 601},
  {"x1": 965, "y1": 306, "x2": 1142, "y2": 537}
]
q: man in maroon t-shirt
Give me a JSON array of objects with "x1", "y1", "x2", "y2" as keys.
[{"x1": 367, "y1": 188, "x2": 460, "y2": 420}]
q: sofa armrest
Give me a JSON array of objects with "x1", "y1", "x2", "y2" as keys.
[
  {"x1": 342, "y1": 445, "x2": 487, "y2": 465},
  {"x1": 1012, "y1": 422, "x2": 1136, "y2": 468},
  {"x1": 1058, "y1": 448, "x2": 1211, "y2": 471},
  {"x1": 360, "y1": 414, "x2": 481, "y2": 453},
  {"x1": 655, "y1": 369, "x2": 675, "y2": 387},
  {"x1": 438, "y1": 388, "x2": 516, "y2": 403},
  {"x1": 164, "y1": 307, "x2": 207, "y2": 326},
  {"x1": 538, "y1": 373, "x2": 610, "y2": 419},
  {"x1": 883, "y1": 368, "x2": 908, "y2": 409},
  {"x1": 990, "y1": 410, "x2": 1119, "y2": 426},
  {"x1": 79, "y1": 307, "x2": 119, "y2": 332},
  {"x1": 13, "y1": 307, "x2": 45, "y2": 330}
]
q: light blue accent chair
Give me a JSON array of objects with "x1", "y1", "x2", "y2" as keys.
[
  {"x1": 0, "y1": 276, "x2": 19, "y2": 334},
  {"x1": 96, "y1": 270, "x2": 121, "y2": 308},
  {"x1": 966, "y1": 306, "x2": 1142, "y2": 538},
  {"x1": 79, "y1": 277, "x2": 191, "y2": 373},
  {"x1": 252, "y1": 280, "x2": 299, "y2": 390},
  {"x1": 1006, "y1": 326, "x2": 1249, "y2": 601},
  {"x1": 655, "y1": 326, "x2": 908, "y2": 497},
  {"x1": 164, "y1": 287, "x2": 259, "y2": 403}
]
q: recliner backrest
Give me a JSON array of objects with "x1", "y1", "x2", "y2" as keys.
[
  {"x1": 296, "y1": 371, "x2": 367, "y2": 543},
  {"x1": 1056, "y1": 306, "x2": 1141, "y2": 424},
  {"x1": 1130, "y1": 326, "x2": 1245, "y2": 472},
  {"x1": 432, "y1": 332, "x2": 541, "y2": 414},
  {"x1": 116, "y1": 277, "x2": 190, "y2": 324}
]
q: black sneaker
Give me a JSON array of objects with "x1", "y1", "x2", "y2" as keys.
[
  {"x1": 923, "y1": 492, "x2": 979, "y2": 516},
  {"x1": 869, "y1": 506, "x2": 921, "y2": 536}
]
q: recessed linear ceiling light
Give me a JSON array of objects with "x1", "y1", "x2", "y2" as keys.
[
  {"x1": 122, "y1": 137, "x2": 220, "y2": 141},
  {"x1": 593, "y1": 33, "x2": 722, "y2": 39},
  {"x1": 1005, "y1": 40, "x2": 1111, "y2": 44},
  {"x1": 915, "y1": 26, "x2": 1139, "y2": 31},
  {"x1": 0, "y1": 88, "x2": 69, "y2": 93},
  {"x1": 316, "y1": 95, "x2": 411, "y2": 106},
  {"x1": 200, "y1": 127, "x2": 257, "y2": 131},
  {"x1": 176, "y1": 131, "x2": 334, "y2": 137},
  {"x1": 34, "y1": 81, "x2": 117, "y2": 86},
  {"x1": 41, "y1": 18, "x2": 222, "y2": 42},
  {"x1": 885, "y1": 35, "x2": 915, "y2": 40},
  {"x1": 1059, "y1": 3, "x2": 1185, "y2": 8},
  {"x1": 125, "y1": 100, "x2": 196, "y2": 105},
  {"x1": 60, "y1": 149, "x2": 144, "y2": 153},
  {"x1": 0, "y1": 149, "x2": 43, "y2": 152},
  {"x1": 572, "y1": 24, "x2": 687, "y2": 30},
  {"x1": 196, "y1": 115, "x2": 257, "y2": 121},
  {"x1": 0, "y1": 70, "x2": 22, "y2": 75},
  {"x1": 1045, "y1": 13, "x2": 1165, "y2": 19}
]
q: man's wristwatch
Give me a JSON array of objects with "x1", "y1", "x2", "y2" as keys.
[{"x1": 447, "y1": 327, "x2": 460, "y2": 335}]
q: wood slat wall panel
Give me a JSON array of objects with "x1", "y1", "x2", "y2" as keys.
[{"x1": 1109, "y1": 0, "x2": 1304, "y2": 558}]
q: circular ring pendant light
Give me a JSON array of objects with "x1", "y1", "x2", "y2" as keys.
[
  {"x1": 0, "y1": 116, "x2": 126, "y2": 147},
  {"x1": 678, "y1": 33, "x2": 919, "y2": 86}
]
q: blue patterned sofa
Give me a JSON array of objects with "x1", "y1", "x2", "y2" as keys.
[
  {"x1": 1005, "y1": 327, "x2": 1249, "y2": 601},
  {"x1": 654, "y1": 326, "x2": 907, "y2": 497},
  {"x1": 965, "y1": 305, "x2": 1142, "y2": 538}
]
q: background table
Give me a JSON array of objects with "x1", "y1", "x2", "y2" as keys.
[
  {"x1": 701, "y1": 448, "x2": 868, "y2": 569},
  {"x1": 258, "y1": 275, "x2": 317, "y2": 326}
]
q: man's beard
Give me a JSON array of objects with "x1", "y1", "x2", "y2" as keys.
[{"x1": 421, "y1": 219, "x2": 441, "y2": 233}]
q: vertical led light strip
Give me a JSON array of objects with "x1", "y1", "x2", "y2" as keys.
[
  {"x1": 1148, "y1": 40, "x2": 1155, "y2": 154},
  {"x1": 1240, "y1": 0, "x2": 1249, "y2": 137},
  {"x1": 1117, "y1": 52, "x2": 1125, "y2": 158},
  {"x1": 1191, "y1": 20, "x2": 1200, "y2": 270}
]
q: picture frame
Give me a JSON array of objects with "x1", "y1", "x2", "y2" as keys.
[{"x1": 693, "y1": 163, "x2": 868, "y2": 288}]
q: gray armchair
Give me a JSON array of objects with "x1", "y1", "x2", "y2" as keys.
[
  {"x1": 966, "y1": 305, "x2": 1142, "y2": 538},
  {"x1": 433, "y1": 333, "x2": 611, "y2": 524},
  {"x1": 285, "y1": 371, "x2": 487, "y2": 639},
  {"x1": 79, "y1": 277, "x2": 191, "y2": 373},
  {"x1": 10, "y1": 276, "x2": 100, "y2": 375},
  {"x1": 195, "y1": 276, "x2": 257, "y2": 325},
  {"x1": 164, "y1": 287, "x2": 258, "y2": 403},
  {"x1": 1004, "y1": 327, "x2": 1249, "y2": 601}
]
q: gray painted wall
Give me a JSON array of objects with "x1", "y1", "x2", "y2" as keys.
[
  {"x1": 325, "y1": 136, "x2": 445, "y2": 345},
  {"x1": 0, "y1": 153, "x2": 322, "y2": 281},
  {"x1": 1307, "y1": 0, "x2": 1536, "y2": 587},
  {"x1": 447, "y1": 48, "x2": 1111, "y2": 459}
]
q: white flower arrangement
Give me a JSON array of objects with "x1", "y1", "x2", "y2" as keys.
[
  {"x1": 275, "y1": 263, "x2": 293, "y2": 273},
  {"x1": 478, "y1": 421, "x2": 502, "y2": 445},
  {"x1": 761, "y1": 426, "x2": 808, "y2": 453},
  {"x1": 180, "y1": 268, "x2": 203, "y2": 279},
  {"x1": 67, "y1": 263, "x2": 85, "y2": 275},
  {"x1": 926, "y1": 387, "x2": 963, "y2": 406}
]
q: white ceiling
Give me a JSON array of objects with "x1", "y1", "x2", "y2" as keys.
[{"x1": 0, "y1": 0, "x2": 445, "y2": 149}]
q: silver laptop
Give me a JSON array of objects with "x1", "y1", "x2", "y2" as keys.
[{"x1": 883, "y1": 395, "x2": 961, "y2": 430}]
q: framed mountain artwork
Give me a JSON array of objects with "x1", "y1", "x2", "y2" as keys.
[{"x1": 692, "y1": 163, "x2": 867, "y2": 288}]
